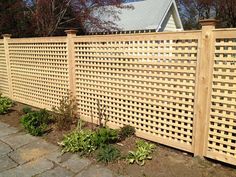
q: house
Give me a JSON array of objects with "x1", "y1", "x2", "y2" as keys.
[{"x1": 87, "y1": 0, "x2": 183, "y2": 33}]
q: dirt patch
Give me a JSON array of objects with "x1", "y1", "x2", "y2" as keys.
[
  {"x1": 105, "y1": 138, "x2": 236, "y2": 177},
  {"x1": 0, "y1": 102, "x2": 24, "y2": 129},
  {"x1": 0, "y1": 103, "x2": 236, "y2": 177}
]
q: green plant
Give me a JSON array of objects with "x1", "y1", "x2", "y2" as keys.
[
  {"x1": 118, "y1": 125, "x2": 135, "y2": 141},
  {"x1": 93, "y1": 127, "x2": 118, "y2": 146},
  {"x1": 20, "y1": 109, "x2": 51, "y2": 136},
  {"x1": 59, "y1": 126, "x2": 119, "y2": 155},
  {"x1": 52, "y1": 92, "x2": 77, "y2": 130},
  {"x1": 22, "y1": 106, "x2": 32, "y2": 114},
  {"x1": 0, "y1": 93, "x2": 13, "y2": 114},
  {"x1": 127, "y1": 140, "x2": 155, "y2": 166},
  {"x1": 59, "y1": 129, "x2": 97, "y2": 154},
  {"x1": 97, "y1": 145, "x2": 121, "y2": 164}
]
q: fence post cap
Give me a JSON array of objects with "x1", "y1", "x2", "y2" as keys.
[
  {"x1": 65, "y1": 29, "x2": 78, "y2": 35},
  {"x1": 199, "y1": 19, "x2": 219, "y2": 27},
  {"x1": 2, "y1": 34, "x2": 12, "y2": 38}
]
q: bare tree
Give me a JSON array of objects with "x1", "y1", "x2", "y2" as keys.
[
  {"x1": 72, "y1": 0, "x2": 132, "y2": 33},
  {"x1": 27, "y1": 0, "x2": 131, "y2": 36},
  {"x1": 177, "y1": 0, "x2": 236, "y2": 29},
  {"x1": 29, "y1": 0, "x2": 74, "y2": 36}
]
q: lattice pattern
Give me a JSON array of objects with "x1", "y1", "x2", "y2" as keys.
[
  {"x1": 74, "y1": 33, "x2": 200, "y2": 151},
  {"x1": 208, "y1": 35, "x2": 236, "y2": 160},
  {"x1": 0, "y1": 41, "x2": 9, "y2": 96},
  {"x1": 8, "y1": 38, "x2": 69, "y2": 109}
]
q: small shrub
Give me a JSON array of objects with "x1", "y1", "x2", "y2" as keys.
[
  {"x1": 59, "y1": 130, "x2": 97, "y2": 154},
  {"x1": 94, "y1": 127, "x2": 118, "y2": 146},
  {"x1": 97, "y1": 145, "x2": 121, "y2": 164},
  {"x1": 20, "y1": 109, "x2": 51, "y2": 136},
  {"x1": 118, "y1": 125, "x2": 135, "y2": 141},
  {"x1": 52, "y1": 92, "x2": 77, "y2": 130},
  {"x1": 22, "y1": 106, "x2": 32, "y2": 114},
  {"x1": 0, "y1": 94, "x2": 13, "y2": 114},
  {"x1": 127, "y1": 140, "x2": 155, "y2": 166}
]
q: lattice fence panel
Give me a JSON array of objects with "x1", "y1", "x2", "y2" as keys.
[
  {"x1": 74, "y1": 32, "x2": 200, "y2": 152},
  {"x1": 207, "y1": 30, "x2": 236, "y2": 164},
  {"x1": 8, "y1": 38, "x2": 69, "y2": 109},
  {"x1": 0, "y1": 40, "x2": 9, "y2": 96}
]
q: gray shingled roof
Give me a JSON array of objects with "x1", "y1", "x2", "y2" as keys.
[
  {"x1": 114, "y1": 0, "x2": 173, "y2": 31},
  {"x1": 88, "y1": 0, "x2": 176, "y2": 32}
]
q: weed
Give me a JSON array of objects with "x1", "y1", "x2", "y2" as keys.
[
  {"x1": 22, "y1": 106, "x2": 32, "y2": 114},
  {"x1": 76, "y1": 119, "x2": 85, "y2": 132},
  {"x1": 97, "y1": 100, "x2": 108, "y2": 128},
  {"x1": 52, "y1": 92, "x2": 77, "y2": 130},
  {"x1": 127, "y1": 140, "x2": 155, "y2": 166},
  {"x1": 97, "y1": 145, "x2": 121, "y2": 164},
  {"x1": 20, "y1": 109, "x2": 51, "y2": 136},
  {"x1": 0, "y1": 93, "x2": 13, "y2": 114},
  {"x1": 94, "y1": 127, "x2": 118, "y2": 146},
  {"x1": 118, "y1": 125, "x2": 135, "y2": 141}
]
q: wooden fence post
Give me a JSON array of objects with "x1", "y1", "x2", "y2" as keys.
[
  {"x1": 65, "y1": 30, "x2": 78, "y2": 98},
  {"x1": 2, "y1": 34, "x2": 13, "y2": 99},
  {"x1": 193, "y1": 19, "x2": 218, "y2": 156}
]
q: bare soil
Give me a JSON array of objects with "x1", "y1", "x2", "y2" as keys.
[{"x1": 0, "y1": 103, "x2": 235, "y2": 177}]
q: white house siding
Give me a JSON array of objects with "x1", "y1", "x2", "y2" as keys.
[{"x1": 164, "y1": 13, "x2": 177, "y2": 31}]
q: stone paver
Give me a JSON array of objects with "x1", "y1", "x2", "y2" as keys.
[
  {"x1": 0, "y1": 158, "x2": 53, "y2": 177},
  {"x1": 0, "y1": 133, "x2": 38, "y2": 149},
  {"x1": 8, "y1": 139, "x2": 58, "y2": 165},
  {"x1": 0, "y1": 156, "x2": 18, "y2": 172},
  {"x1": 0, "y1": 141, "x2": 12, "y2": 157},
  {"x1": 60, "y1": 154, "x2": 92, "y2": 173},
  {"x1": 0, "y1": 122, "x2": 9, "y2": 128},
  {"x1": 45, "y1": 151, "x2": 71, "y2": 164},
  {"x1": 75, "y1": 165, "x2": 115, "y2": 177},
  {"x1": 0, "y1": 126, "x2": 19, "y2": 138},
  {"x1": 45, "y1": 152, "x2": 92, "y2": 173},
  {"x1": 0, "y1": 122, "x2": 124, "y2": 177},
  {"x1": 1, "y1": 133, "x2": 38, "y2": 150},
  {"x1": 36, "y1": 166, "x2": 74, "y2": 177}
]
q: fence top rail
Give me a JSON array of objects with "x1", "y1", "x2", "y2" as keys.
[
  {"x1": 73, "y1": 30, "x2": 202, "y2": 42},
  {"x1": 213, "y1": 28, "x2": 236, "y2": 32},
  {"x1": 213, "y1": 29, "x2": 236, "y2": 38},
  {"x1": 6, "y1": 36, "x2": 67, "y2": 43}
]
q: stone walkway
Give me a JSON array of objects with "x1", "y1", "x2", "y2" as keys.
[{"x1": 0, "y1": 122, "x2": 125, "y2": 177}]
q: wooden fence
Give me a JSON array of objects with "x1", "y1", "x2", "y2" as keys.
[{"x1": 0, "y1": 19, "x2": 235, "y2": 166}]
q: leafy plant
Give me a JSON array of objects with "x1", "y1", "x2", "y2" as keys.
[
  {"x1": 94, "y1": 127, "x2": 118, "y2": 146},
  {"x1": 97, "y1": 145, "x2": 121, "y2": 164},
  {"x1": 59, "y1": 127, "x2": 119, "y2": 155},
  {"x1": 20, "y1": 109, "x2": 51, "y2": 136},
  {"x1": 127, "y1": 140, "x2": 155, "y2": 166},
  {"x1": 118, "y1": 125, "x2": 135, "y2": 141},
  {"x1": 59, "y1": 129, "x2": 97, "y2": 154},
  {"x1": 22, "y1": 106, "x2": 32, "y2": 114},
  {"x1": 0, "y1": 93, "x2": 13, "y2": 114},
  {"x1": 52, "y1": 92, "x2": 77, "y2": 130}
]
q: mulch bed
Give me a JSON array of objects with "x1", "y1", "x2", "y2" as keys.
[{"x1": 0, "y1": 102, "x2": 235, "y2": 177}]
